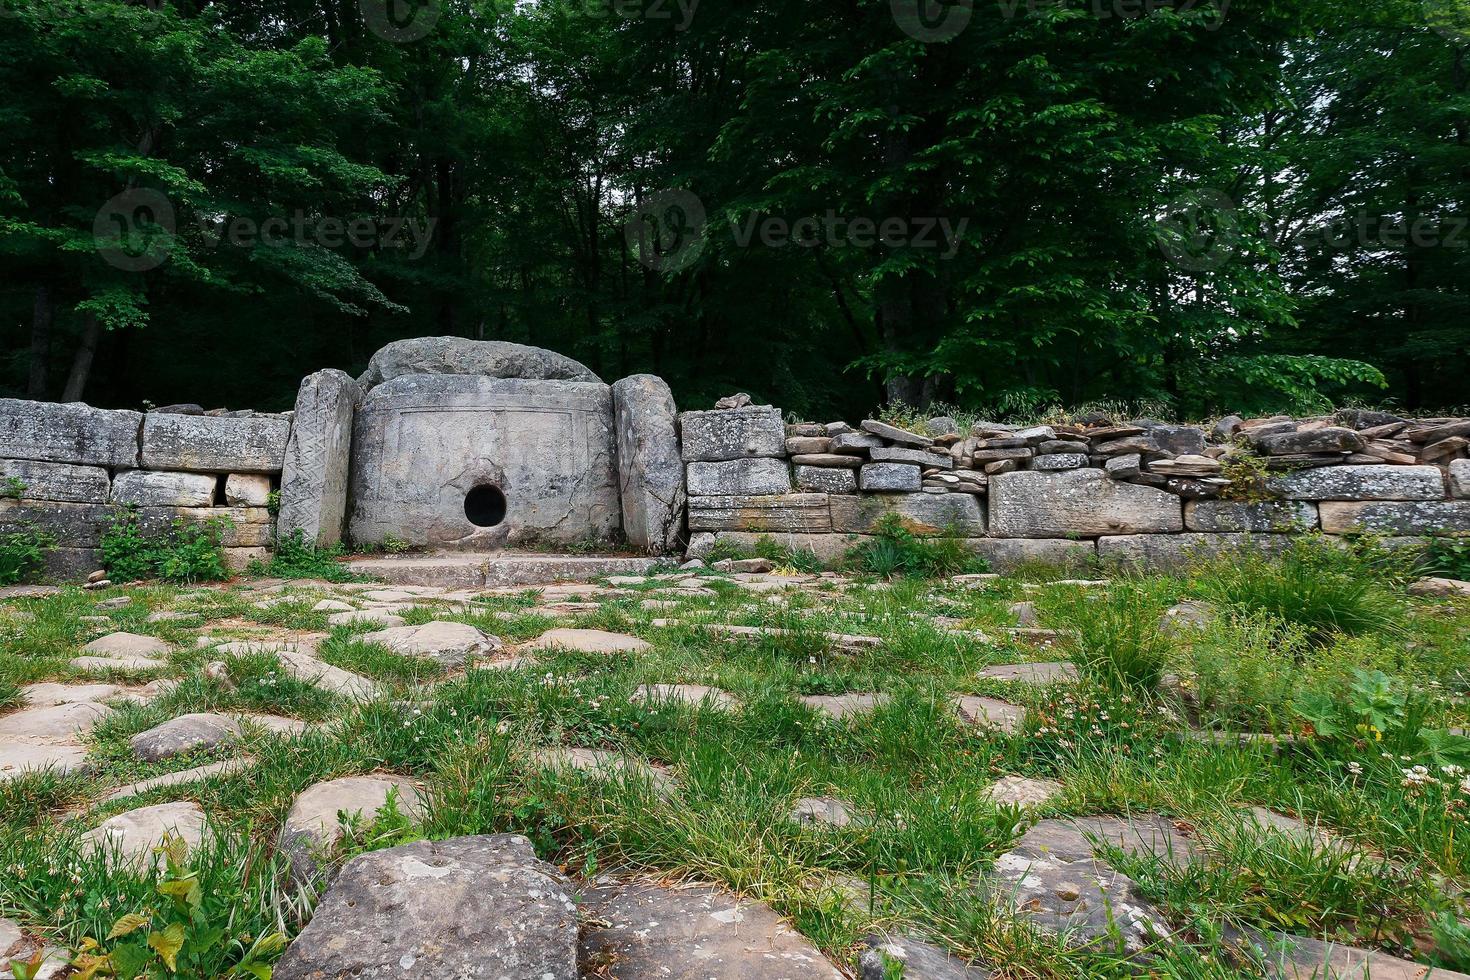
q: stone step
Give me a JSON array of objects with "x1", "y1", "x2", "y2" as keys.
[{"x1": 344, "y1": 551, "x2": 661, "y2": 588}]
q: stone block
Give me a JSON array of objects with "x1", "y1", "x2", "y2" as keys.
[
  {"x1": 612, "y1": 374, "x2": 685, "y2": 554},
  {"x1": 789, "y1": 453, "x2": 863, "y2": 469},
  {"x1": 1252, "y1": 426, "x2": 1364, "y2": 455},
  {"x1": 859, "y1": 463, "x2": 921, "y2": 492},
  {"x1": 831, "y1": 492, "x2": 984, "y2": 536},
  {"x1": 989, "y1": 469, "x2": 1182, "y2": 538},
  {"x1": 112, "y1": 470, "x2": 217, "y2": 507},
  {"x1": 679, "y1": 406, "x2": 785, "y2": 462},
  {"x1": 141, "y1": 412, "x2": 290, "y2": 473},
  {"x1": 224, "y1": 473, "x2": 272, "y2": 507},
  {"x1": 278, "y1": 368, "x2": 360, "y2": 547},
  {"x1": 968, "y1": 537, "x2": 1096, "y2": 572},
  {"x1": 135, "y1": 507, "x2": 275, "y2": 547},
  {"x1": 0, "y1": 459, "x2": 110, "y2": 503},
  {"x1": 1319, "y1": 500, "x2": 1470, "y2": 535},
  {"x1": 348, "y1": 375, "x2": 620, "y2": 549},
  {"x1": 357, "y1": 336, "x2": 599, "y2": 389},
  {"x1": 686, "y1": 458, "x2": 792, "y2": 496},
  {"x1": 860, "y1": 420, "x2": 933, "y2": 446},
  {"x1": 0, "y1": 398, "x2": 141, "y2": 467},
  {"x1": 1184, "y1": 499, "x2": 1318, "y2": 532},
  {"x1": 687, "y1": 493, "x2": 832, "y2": 532},
  {"x1": 1032, "y1": 453, "x2": 1088, "y2": 471},
  {"x1": 831, "y1": 431, "x2": 883, "y2": 454},
  {"x1": 1098, "y1": 533, "x2": 1293, "y2": 570},
  {"x1": 44, "y1": 547, "x2": 103, "y2": 581},
  {"x1": 1450, "y1": 459, "x2": 1469, "y2": 498},
  {"x1": 786, "y1": 436, "x2": 832, "y2": 455},
  {"x1": 0, "y1": 500, "x2": 114, "y2": 547},
  {"x1": 1148, "y1": 424, "x2": 1207, "y2": 456},
  {"x1": 795, "y1": 465, "x2": 858, "y2": 494},
  {"x1": 1267, "y1": 464, "x2": 1444, "y2": 501},
  {"x1": 869, "y1": 446, "x2": 953, "y2": 469},
  {"x1": 698, "y1": 530, "x2": 868, "y2": 564}
]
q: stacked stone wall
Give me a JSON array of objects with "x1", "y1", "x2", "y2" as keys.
[
  {"x1": 0, "y1": 399, "x2": 288, "y2": 578},
  {"x1": 682, "y1": 405, "x2": 1470, "y2": 570}
]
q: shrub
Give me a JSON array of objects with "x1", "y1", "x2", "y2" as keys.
[
  {"x1": 1424, "y1": 537, "x2": 1470, "y2": 581},
  {"x1": 100, "y1": 510, "x2": 231, "y2": 584},
  {"x1": 704, "y1": 535, "x2": 825, "y2": 573},
  {"x1": 1191, "y1": 536, "x2": 1401, "y2": 641},
  {"x1": 843, "y1": 514, "x2": 987, "y2": 578},
  {"x1": 255, "y1": 529, "x2": 356, "y2": 582},
  {"x1": 0, "y1": 527, "x2": 54, "y2": 585},
  {"x1": 1172, "y1": 610, "x2": 1314, "y2": 730},
  {"x1": 1046, "y1": 585, "x2": 1170, "y2": 689}
]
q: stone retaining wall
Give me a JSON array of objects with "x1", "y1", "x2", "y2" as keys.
[
  {"x1": 0, "y1": 399, "x2": 288, "y2": 578},
  {"x1": 681, "y1": 405, "x2": 1470, "y2": 570}
]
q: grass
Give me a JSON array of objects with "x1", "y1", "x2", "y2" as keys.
[{"x1": 0, "y1": 554, "x2": 1467, "y2": 977}]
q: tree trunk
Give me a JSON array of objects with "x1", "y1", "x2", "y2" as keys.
[
  {"x1": 62, "y1": 313, "x2": 101, "y2": 403},
  {"x1": 27, "y1": 285, "x2": 53, "y2": 399}
]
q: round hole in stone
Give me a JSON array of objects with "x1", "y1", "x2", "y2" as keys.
[{"x1": 464, "y1": 484, "x2": 507, "y2": 528}]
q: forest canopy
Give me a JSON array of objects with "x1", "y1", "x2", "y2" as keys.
[{"x1": 1, "y1": 0, "x2": 1466, "y2": 420}]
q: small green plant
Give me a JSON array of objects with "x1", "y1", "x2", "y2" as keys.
[
  {"x1": 0, "y1": 527, "x2": 54, "y2": 585},
  {"x1": 1048, "y1": 585, "x2": 1171, "y2": 689},
  {"x1": 1424, "y1": 537, "x2": 1470, "y2": 580},
  {"x1": 843, "y1": 514, "x2": 987, "y2": 578},
  {"x1": 100, "y1": 510, "x2": 231, "y2": 584},
  {"x1": 265, "y1": 489, "x2": 281, "y2": 517},
  {"x1": 1, "y1": 476, "x2": 26, "y2": 500},
  {"x1": 256, "y1": 529, "x2": 356, "y2": 582},
  {"x1": 1217, "y1": 443, "x2": 1274, "y2": 503},
  {"x1": 705, "y1": 535, "x2": 826, "y2": 573},
  {"x1": 70, "y1": 833, "x2": 285, "y2": 979},
  {"x1": 1293, "y1": 668, "x2": 1469, "y2": 766}
]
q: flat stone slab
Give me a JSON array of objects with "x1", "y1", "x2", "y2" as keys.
[
  {"x1": 275, "y1": 835, "x2": 577, "y2": 980},
  {"x1": 0, "y1": 916, "x2": 68, "y2": 980},
  {"x1": 800, "y1": 692, "x2": 890, "y2": 719},
  {"x1": 790, "y1": 796, "x2": 857, "y2": 828},
  {"x1": 276, "y1": 649, "x2": 382, "y2": 701},
  {"x1": 358, "y1": 620, "x2": 500, "y2": 666},
  {"x1": 579, "y1": 880, "x2": 845, "y2": 979},
  {"x1": 19, "y1": 683, "x2": 122, "y2": 706},
  {"x1": 80, "y1": 631, "x2": 171, "y2": 658},
  {"x1": 345, "y1": 552, "x2": 660, "y2": 588},
  {"x1": 80, "y1": 800, "x2": 207, "y2": 869},
  {"x1": 631, "y1": 684, "x2": 737, "y2": 710},
  {"x1": 527, "y1": 747, "x2": 673, "y2": 792},
  {"x1": 952, "y1": 696, "x2": 1026, "y2": 733},
  {"x1": 281, "y1": 774, "x2": 424, "y2": 884},
  {"x1": 105, "y1": 757, "x2": 256, "y2": 802},
  {"x1": 976, "y1": 662, "x2": 1078, "y2": 684},
  {"x1": 326, "y1": 608, "x2": 405, "y2": 628},
  {"x1": 1235, "y1": 929, "x2": 1470, "y2": 980},
  {"x1": 0, "y1": 701, "x2": 112, "y2": 744},
  {"x1": 1408, "y1": 577, "x2": 1470, "y2": 598},
  {"x1": 522, "y1": 627, "x2": 650, "y2": 654},
  {"x1": 0, "y1": 743, "x2": 87, "y2": 781},
  {"x1": 70, "y1": 654, "x2": 169, "y2": 672},
  {"x1": 983, "y1": 775, "x2": 1063, "y2": 808},
  {"x1": 859, "y1": 934, "x2": 993, "y2": 979},
  {"x1": 130, "y1": 713, "x2": 241, "y2": 762},
  {"x1": 689, "y1": 622, "x2": 882, "y2": 652},
  {"x1": 988, "y1": 817, "x2": 1183, "y2": 954}
]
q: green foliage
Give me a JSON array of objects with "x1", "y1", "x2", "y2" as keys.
[
  {"x1": 1292, "y1": 668, "x2": 1470, "y2": 768},
  {"x1": 1192, "y1": 537, "x2": 1402, "y2": 641},
  {"x1": 843, "y1": 515, "x2": 987, "y2": 579},
  {"x1": 1046, "y1": 586, "x2": 1171, "y2": 690},
  {"x1": 256, "y1": 530, "x2": 356, "y2": 583},
  {"x1": 71, "y1": 833, "x2": 285, "y2": 979},
  {"x1": 1424, "y1": 538, "x2": 1470, "y2": 581},
  {"x1": 100, "y1": 510, "x2": 229, "y2": 584},
  {"x1": 704, "y1": 535, "x2": 826, "y2": 574},
  {"x1": 1217, "y1": 444, "x2": 1275, "y2": 504},
  {"x1": 1172, "y1": 611, "x2": 1315, "y2": 732},
  {"x1": 0, "y1": 477, "x2": 25, "y2": 500},
  {"x1": 0, "y1": 527, "x2": 53, "y2": 585}
]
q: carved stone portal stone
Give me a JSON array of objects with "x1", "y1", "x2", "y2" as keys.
[{"x1": 347, "y1": 374, "x2": 620, "y2": 549}]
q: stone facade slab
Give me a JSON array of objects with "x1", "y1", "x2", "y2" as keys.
[
  {"x1": 1451, "y1": 459, "x2": 1470, "y2": 499},
  {"x1": 612, "y1": 375, "x2": 685, "y2": 555},
  {"x1": 1098, "y1": 533, "x2": 1292, "y2": 569},
  {"x1": 989, "y1": 469, "x2": 1182, "y2": 537},
  {"x1": 141, "y1": 413, "x2": 290, "y2": 474},
  {"x1": 795, "y1": 465, "x2": 858, "y2": 494},
  {"x1": 112, "y1": 470, "x2": 217, "y2": 507},
  {"x1": 279, "y1": 369, "x2": 359, "y2": 547},
  {"x1": 686, "y1": 458, "x2": 792, "y2": 496},
  {"x1": 1184, "y1": 499, "x2": 1318, "y2": 533},
  {"x1": 967, "y1": 538, "x2": 1097, "y2": 571},
  {"x1": 1267, "y1": 464, "x2": 1443, "y2": 501},
  {"x1": 0, "y1": 399, "x2": 141, "y2": 468},
  {"x1": 679, "y1": 407, "x2": 785, "y2": 462},
  {"x1": 830, "y1": 492, "x2": 984, "y2": 536},
  {"x1": 1319, "y1": 500, "x2": 1470, "y2": 535},
  {"x1": 859, "y1": 462, "x2": 921, "y2": 492},
  {"x1": 0, "y1": 459, "x2": 110, "y2": 503},
  {"x1": 687, "y1": 493, "x2": 832, "y2": 532}
]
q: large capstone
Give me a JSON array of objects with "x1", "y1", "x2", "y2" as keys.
[
  {"x1": 612, "y1": 374, "x2": 685, "y2": 554},
  {"x1": 0, "y1": 399, "x2": 141, "y2": 468},
  {"x1": 140, "y1": 413, "x2": 291, "y2": 474},
  {"x1": 278, "y1": 368, "x2": 361, "y2": 547},
  {"x1": 347, "y1": 374, "x2": 620, "y2": 549},
  {"x1": 274, "y1": 835, "x2": 577, "y2": 980},
  {"x1": 357, "y1": 336, "x2": 600, "y2": 390}
]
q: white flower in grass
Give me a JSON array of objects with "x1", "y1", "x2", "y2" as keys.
[
  {"x1": 1461, "y1": 776, "x2": 1470, "y2": 795},
  {"x1": 1346, "y1": 761, "x2": 1363, "y2": 776},
  {"x1": 1444, "y1": 764, "x2": 1464, "y2": 778}
]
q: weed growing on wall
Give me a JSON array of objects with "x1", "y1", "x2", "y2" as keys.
[
  {"x1": 253, "y1": 530, "x2": 356, "y2": 583},
  {"x1": 844, "y1": 515, "x2": 988, "y2": 578},
  {"x1": 0, "y1": 527, "x2": 54, "y2": 585},
  {"x1": 100, "y1": 510, "x2": 230, "y2": 584}
]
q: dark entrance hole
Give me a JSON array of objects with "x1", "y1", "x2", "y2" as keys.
[{"x1": 465, "y1": 484, "x2": 507, "y2": 528}]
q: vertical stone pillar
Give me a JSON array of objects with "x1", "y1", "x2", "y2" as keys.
[
  {"x1": 611, "y1": 375, "x2": 686, "y2": 554},
  {"x1": 278, "y1": 369, "x2": 360, "y2": 547}
]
